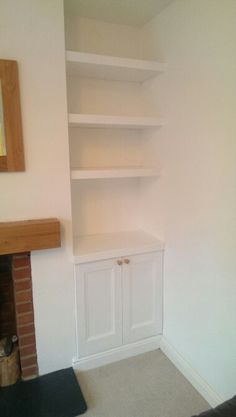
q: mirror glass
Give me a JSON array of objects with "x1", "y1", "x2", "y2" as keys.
[{"x1": 0, "y1": 81, "x2": 6, "y2": 156}]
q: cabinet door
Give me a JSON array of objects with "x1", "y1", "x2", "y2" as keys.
[
  {"x1": 75, "y1": 259, "x2": 122, "y2": 357},
  {"x1": 123, "y1": 252, "x2": 163, "y2": 344}
]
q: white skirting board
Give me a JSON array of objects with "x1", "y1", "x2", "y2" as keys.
[
  {"x1": 73, "y1": 335, "x2": 161, "y2": 371},
  {"x1": 160, "y1": 337, "x2": 224, "y2": 408},
  {"x1": 72, "y1": 335, "x2": 224, "y2": 408}
]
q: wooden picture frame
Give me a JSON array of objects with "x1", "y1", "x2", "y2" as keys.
[{"x1": 0, "y1": 59, "x2": 25, "y2": 171}]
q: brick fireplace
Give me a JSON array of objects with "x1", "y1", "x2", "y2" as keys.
[
  {"x1": 0, "y1": 218, "x2": 61, "y2": 383},
  {"x1": 0, "y1": 253, "x2": 38, "y2": 379}
]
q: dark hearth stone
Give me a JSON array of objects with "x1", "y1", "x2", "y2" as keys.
[{"x1": 0, "y1": 367, "x2": 87, "y2": 417}]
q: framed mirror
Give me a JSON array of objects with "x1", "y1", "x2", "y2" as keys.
[{"x1": 0, "y1": 59, "x2": 24, "y2": 171}]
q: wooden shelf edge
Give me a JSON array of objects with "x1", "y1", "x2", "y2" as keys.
[{"x1": 0, "y1": 218, "x2": 61, "y2": 255}]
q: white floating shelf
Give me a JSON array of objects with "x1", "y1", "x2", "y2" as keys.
[
  {"x1": 68, "y1": 114, "x2": 164, "y2": 129},
  {"x1": 71, "y1": 167, "x2": 160, "y2": 180},
  {"x1": 73, "y1": 230, "x2": 165, "y2": 263},
  {"x1": 66, "y1": 50, "x2": 166, "y2": 82}
]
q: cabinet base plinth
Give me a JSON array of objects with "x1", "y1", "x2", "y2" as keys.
[{"x1": 72, "y1": 335, "x2": 162, "y2": 371}]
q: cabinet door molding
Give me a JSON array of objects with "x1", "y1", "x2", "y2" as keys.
[
  {"x1": 122, "y1": 252, "x2": 163, "y2": 344},
  {"x1": 75, "y1": 258, "x2": 123, "y2": 357}
]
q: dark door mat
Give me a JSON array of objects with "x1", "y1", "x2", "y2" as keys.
[{"x1": 0, "y1": 367, "x2": 87, "y2": 417}]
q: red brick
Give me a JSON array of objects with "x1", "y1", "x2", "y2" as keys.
[
  {"x1": 19, "y1": 334, "x2": 35, "y2": 346},
  {"x1": 15, "y1": 289, "x2": 32, "y2": 304},
  {"x1": 12, "y1": 267, "x2": 31, "y2": 281},
  {"x1": 21, "y1": 365, "x2": 38, "y2": 379},
  {"x1": 20, "y1": 355, "x2": 37, "y2": 368},
  {"x1": 20, "y1": 345, "x2": 36, "y2": 357},
  {"x1": 15, "y1": 303, "x2": 33, "y2": 314},
  {"x1": 17, "y1": 323, "x2": 35, "y2": 336},
  {"x1": 12, "y1": 256, "x2": 30, "y2": 268},
  {"x1": 14, "y1": 279, "x2": 31, "y2": 292},
  {"x1": 12, "y1": 252, "x2": 30, "y2": 258},
  {"x1": 17, "y1": 312, "x2": 34, "y2": 326}
]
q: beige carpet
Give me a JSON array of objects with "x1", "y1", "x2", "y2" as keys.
[{"x1": 76, "y1": 349, "x2": 210, "y2": 417}]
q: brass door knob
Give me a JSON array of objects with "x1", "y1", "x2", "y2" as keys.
[
  {"x1": 117, "y1": 260, "x2": 123, "y2": 266},
  {"x1": 124, "y1": 259, "x2": 130, "y2": 264}
]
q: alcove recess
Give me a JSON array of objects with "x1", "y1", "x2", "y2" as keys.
[{"x1": 64, "y1": 11, "x2": 165, "y2": 261}]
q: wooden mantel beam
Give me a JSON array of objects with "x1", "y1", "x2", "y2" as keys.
[{"x1": 0, "y1": 218, "x2": 61, "y2": 255}]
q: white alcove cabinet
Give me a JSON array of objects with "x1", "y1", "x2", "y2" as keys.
[
  {"x1": 75, "y1": 250, "x2": 163, "y2": 361},
  {"x1": 65, "y1": 12, "x2": 166, "y2": 369}
]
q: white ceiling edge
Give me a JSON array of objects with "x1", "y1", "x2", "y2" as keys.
[{"x1": 64, "y1": 0, "x2": 175, "y2": 27}]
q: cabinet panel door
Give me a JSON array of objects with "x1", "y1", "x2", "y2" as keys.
[
  {"x1": 75, "y1": 259, "x2": 122, "y2": 357},
  {"x1": 123, "y1": 252, "x2": 163, "y2": 344}
]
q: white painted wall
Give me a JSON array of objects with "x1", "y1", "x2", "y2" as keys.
[
  {"x1": 0, "y1": 0, "x2": 75, "y2": 374},
  {"x1": 64, "y1": 16, "x2": 145, "y2": 59},
  {"x1": 142, "y1": 0, "x2": 236, "y2": 401}
]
